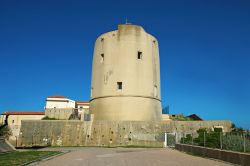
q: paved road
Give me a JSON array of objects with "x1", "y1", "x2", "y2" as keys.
[{"x1": 36, "y1": 147, "x2": 231, "y2": 166}]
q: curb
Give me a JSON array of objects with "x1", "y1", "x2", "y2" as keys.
[{"x1": 21, "y1": 150, "x2": 70, "y2": 166}]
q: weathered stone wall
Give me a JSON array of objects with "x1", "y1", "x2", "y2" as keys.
[
  {"x1": 7, "y1": 114, "x2": 45, "y2": 145},
  {"x1": 18, "y1": 120, "x2": 232, "y2": 147},
  {"x1": 45, "y1": 108, "x2": 75, "y2": 120},
  {"x1": 167, "y1": 120, "x2": 232, "y2": 133},
  {"x1": 176, "y1": 144, "x2": 250, "y2": 166}
]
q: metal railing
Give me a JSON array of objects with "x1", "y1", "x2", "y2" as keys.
[{"x1": 178, "y1": 131, "x2": 250, "y2": 153}]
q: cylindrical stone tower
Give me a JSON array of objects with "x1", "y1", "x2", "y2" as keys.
[{"x1": 90, "y1": 24, "x2": 162, "y2": 121}]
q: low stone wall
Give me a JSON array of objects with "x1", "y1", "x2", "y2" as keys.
[
  {"x1": 18, "y1": 120, "x2": 164, "y2": 147},
  {"x1": 175, "y1": 143, "x2": 250, "y2": 166},
  {"x1": 17, "y1": 120, "x2": 232, "y2": 148},
  {"x1": 45, "y1": 108, "x2": 75, "y2": 120}
]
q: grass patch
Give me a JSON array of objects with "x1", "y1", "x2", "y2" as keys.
[{"x1": 0, "y1": 151, "x2": 61, "y2": 166}]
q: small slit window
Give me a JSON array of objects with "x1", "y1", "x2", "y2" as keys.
[
  {"x1": 137, "y1": 51, "x2": 142, "y2": 59},
  {"x1": 117, "y1": 82, "x2": 122, "y2": 90},
  {"x1": 100, "y1": 54, "x2": 104, "y2": 63}
]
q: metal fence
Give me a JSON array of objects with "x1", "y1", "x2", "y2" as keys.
[
  {"x1": 161, "y1": 133, "x2": 177, "y2": 148},
  {"x1": 178, "y1": 131, "x2": 250, "y2": 153}
]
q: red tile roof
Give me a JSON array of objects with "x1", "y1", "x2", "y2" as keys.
[
  {"x1": 75, "y1": 101, "x2": 90, "y2": 105},
  {"x1": 187, "y1": 114, "x2": 203, "y2": 121},
  {"x1": 3, "y1": 112, "x2": 45, "y2": 115}
]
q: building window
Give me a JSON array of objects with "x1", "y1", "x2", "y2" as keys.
[
  {"x1": 12, "y1": 120, "x2": 14, "y2": 124},
  {"x1": 100, "y1": 54, "x2": 104, "y2": 63},
  {"x1": 117, "y1": 82, "x2": 122, "y2": 90},
  {"x1": 137, "y1": 51, "x2": 142, "y2": 59},
  {"x1": 101, "y1": 38, "x2": 104, "y2": 42}
]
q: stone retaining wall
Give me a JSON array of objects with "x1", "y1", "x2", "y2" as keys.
[
  {"x1": 175, "y1": 143, "x2": 250, "y2": 166},
  {"x1": 45, "y1": 108, "x2": 75, "y2": 120},
  {"x1": 18, "y1": 120, "x2": 232, "y2": 147}
]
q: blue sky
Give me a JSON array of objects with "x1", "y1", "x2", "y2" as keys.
[{"x1": 0, "y1": 0, "x2": 249, "y2": 129}]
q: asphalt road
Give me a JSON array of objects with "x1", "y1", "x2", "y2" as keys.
[{"x1": 35, "y1": 147, "x2": 231, "y2": 166}]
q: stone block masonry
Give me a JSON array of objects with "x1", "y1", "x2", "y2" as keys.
[
  {"x1": 18, "y1": 120, "x2": 232, "y2": 147},
  {"x1": 176, "y1": 144, "x2": 250, "y2": 166},
  {"x1": 45, "y1": 108, "x2": 75, "y2": 120}
]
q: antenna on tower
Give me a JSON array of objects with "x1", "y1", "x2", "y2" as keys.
[{"x1": 125, "y1": 18, "x2": 131, "y2": 24}]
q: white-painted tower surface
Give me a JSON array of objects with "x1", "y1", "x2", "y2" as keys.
[{"x1": 90, "y1": 24, "x2": 162, "y2": 121}]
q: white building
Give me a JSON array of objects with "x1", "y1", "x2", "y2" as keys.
[
  {"x1": 45, "y1": 96, "x2": 90, "y2": 120},
  {"x1": 45, "y1": 96, "x2": 75, "y2": 109},
  {"x1": 75, "y1": 101, "x2": 90, "y2": 121},
  {"x1": 162, "y1": 114, "x2": 172, "y2": 122},
  {"x1": 75, "y1": 101, "x2": 89, "y2": 113}
]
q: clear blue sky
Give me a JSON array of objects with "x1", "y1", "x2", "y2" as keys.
[{"x1": 0, "y1": 0, "x2": 249, "y2": 129}]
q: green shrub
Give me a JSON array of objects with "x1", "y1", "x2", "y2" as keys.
[
  {"x1": 0, "y1": 125, "x2": 12, "y2": 139},
  {"x1": 222, "y1": 134, "x2": 250, "y2": 152},
  {"x1": 181, "y1": 127, "x2": 250, "y2": 153},
  {"x1": 42, "y1": 116, "x2": 57, "y2": 120}
]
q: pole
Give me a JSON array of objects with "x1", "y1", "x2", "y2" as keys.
[
  {"x1": 243, "y1": 133, "x2": 246, "y2": 153},
  {"x1": 175, "y1": 132, "x2": 177, "y2": 144},
  {"x1": 192, "y1": 133, "x2": 194, "y2": 145},
  {"x1": 164, "y1": 133, "x2": 167, "y2": 148},
  {"x1": 204, "y1": 132, "x2": 206, "y2": 147},
  {"x1": 220, "y1": 132, "x2": 222, "y2": 150},
  {"x1": 183, "y1": 133, "x2": 184, "y2": 144},
  {"x1": 15, "y1": 136, "x2": 17, "y2": 147}
]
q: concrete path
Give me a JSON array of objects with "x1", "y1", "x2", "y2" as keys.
[{"x1": 36, "y1": 147, "x2": 231, "y2": 166}]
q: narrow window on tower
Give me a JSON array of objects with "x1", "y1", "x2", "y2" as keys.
[
  {"x1": 117, "y1": 82, "x2": 122, "y2": 90},
  {"x1": 137, "y1": 51, "x2": 142, "y2": 59},
  {"x1": 100, "y1": 53, "x2": 104, "y2": 63}
]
